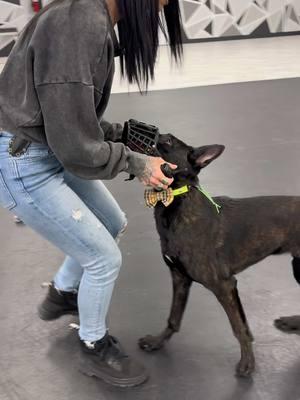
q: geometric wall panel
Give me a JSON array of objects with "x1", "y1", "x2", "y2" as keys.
[
  {"x1": 1, "y1": 0, "x2": 300, "y2": 57},
  {"x1": 180, "y1": 0, "x2": 300, "y2": 41}
]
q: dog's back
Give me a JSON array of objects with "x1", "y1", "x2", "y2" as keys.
[
  {"x1": 216, "y1": 195, "x2": 300, "y2": 274},
  {"x1": 155, "y1": 191, "x2": 300, "y2": 279}
]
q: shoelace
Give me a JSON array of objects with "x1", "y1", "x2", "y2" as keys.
[
  {"x1": 68, "y1": 323, "x2": 128, "y2": 360},
  {"x1": 98, "y1": 335, "x2": 129, "y2": 360}
]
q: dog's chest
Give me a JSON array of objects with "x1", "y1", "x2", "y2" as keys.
[{"x1": 154, "y1": 195, "x2": 217, "y2": 261}]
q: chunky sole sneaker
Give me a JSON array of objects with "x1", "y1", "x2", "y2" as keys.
[
  {"x1": 38, "y1": 282, "x2": 78, "y2": 321},
  {"x1": 78, "y1": 334, "x2": 148, "y2": 387},
  {"x1": 78, "y1": 356, "x2": 148, "y2": 387}
]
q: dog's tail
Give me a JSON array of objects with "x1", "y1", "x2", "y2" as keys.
[{"x1": 292, "y1": 257, "x2": 300, "y2": 285}]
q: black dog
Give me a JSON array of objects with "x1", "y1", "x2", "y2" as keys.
[{"x1": 138, "y1": 133, "x2": 300, "y2": 377}]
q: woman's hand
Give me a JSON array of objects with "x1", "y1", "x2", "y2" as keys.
[{"x1": 137, "y1": 156, "x2": 177, "y2": 189}]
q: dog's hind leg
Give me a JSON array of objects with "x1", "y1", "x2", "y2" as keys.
[
  {"x1": 292, "y1": 256, "x2": 300, "y2": 284},
  {"x1": 274, "y1": 256, "x2": 300, "y2": 334},
  {"x1": 211, "y1": 277, "x2": 255, "y2": 378},
  {"x1": 139, "y1": 259, "x2": 192, "y2": 352}
]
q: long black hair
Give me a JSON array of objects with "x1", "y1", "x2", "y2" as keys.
[
  {"x1": 21, "y1": 0, "x2": 182, "y2": 89},
  {"x1": 117, "y1": 0, "x2": 182, "y2": 89}
]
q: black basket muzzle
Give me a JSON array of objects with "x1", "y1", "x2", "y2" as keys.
[{"x1": 123, "y1": 119, "x2": 160, "y2": 156}]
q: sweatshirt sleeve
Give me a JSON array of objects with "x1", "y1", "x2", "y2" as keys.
[
  {"x1": 36, "y1": 82, "x2": 147, "y2": 180},
  {"x1": 100, "y1": 119, "x2": 124, "y2": 142}
]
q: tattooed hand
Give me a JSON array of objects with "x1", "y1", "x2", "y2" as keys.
[{"x1": 137, "y1": 157, "x2": 177, "y2": 189}]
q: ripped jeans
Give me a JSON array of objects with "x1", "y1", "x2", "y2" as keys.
[{"x1": 0, "y1": 131, "x2": 127, "y2": 341}]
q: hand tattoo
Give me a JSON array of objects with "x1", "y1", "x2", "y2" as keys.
[{"x1": 138, "y1": 159, "x2": 153, "y2": 185}]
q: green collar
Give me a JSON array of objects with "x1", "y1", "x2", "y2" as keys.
[
  {"x1": 172, "y1": 185, "x2": 190, "y2": 196},
  {"x1": 173, "y1": 185, "x2": 221, "y2": 214}
]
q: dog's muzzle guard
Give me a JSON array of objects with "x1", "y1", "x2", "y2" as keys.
[{"x1": 122, "y1": 119, "x2": 160, "y2": 156}]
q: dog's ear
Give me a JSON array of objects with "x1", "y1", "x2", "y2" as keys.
[{"x1": 188, "y1": 145, "x2": 225, "y2": 168}]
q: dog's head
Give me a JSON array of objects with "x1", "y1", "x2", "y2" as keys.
[{"x1": 157, "y1": 133, "x2": 225, "y2": 182}]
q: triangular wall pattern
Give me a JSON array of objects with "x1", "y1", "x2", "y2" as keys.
[
  {"x1": 180, "y1": 0, "x2": 300, "y2": 40},
  {"x1": 1, "y1": 0, "x2": 300, "y2": 55}
]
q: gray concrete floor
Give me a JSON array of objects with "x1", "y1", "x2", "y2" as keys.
[{"x1": 1, "y1": 79, "x2": 300, "y2": 400}]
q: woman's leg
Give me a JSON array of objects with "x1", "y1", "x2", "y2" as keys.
[
  {"x1": 53, "y1": 174, "x2": 127, "y2": 293},
  {"x1": 0, "y1": 137, "x2": 121, "y2": 341},
  {"x1": 0, "y1": 132, "x2": 148, "y2": 386}
]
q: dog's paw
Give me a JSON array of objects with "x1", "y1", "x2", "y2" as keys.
[
  {"x1": 138, "y1": 335, "x2": 164, "y2": 352},
  {"x1": 235, "y1": 356, "x2": 255, "y2": 378},
  {"x1": 274, "y1": 316, "x2": 300, "y2": 334}
]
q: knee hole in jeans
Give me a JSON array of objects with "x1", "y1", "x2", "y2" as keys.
[{"x1": 115, "y1": 216, "x2": 128, "y2": 244}]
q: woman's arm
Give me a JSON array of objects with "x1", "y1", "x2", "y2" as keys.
[
  {"x1": 100, "y1": 119, "x2": 123, "y2": 142},
  {"x1": 36, "y1": 82, "x2": 147, "y2": 180}
]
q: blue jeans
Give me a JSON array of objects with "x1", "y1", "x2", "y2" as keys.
[{"x1": 0, "y1": 131, "x2": 127, "y2": 341}]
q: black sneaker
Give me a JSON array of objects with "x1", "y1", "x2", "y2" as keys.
[
  {"x1": 79, "y1": 333, "x2": 148, "y2": 387},
  {"x1": 38, "y1": 282, "x2": 78, "y2": 320}
]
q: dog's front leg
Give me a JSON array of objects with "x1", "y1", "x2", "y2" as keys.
[
  {"x1": 139, "y1": 264, "x2": 192, "y2": 352},
  {"x1": 212, "y1": 278, "x2": 255, "y2": 378}
]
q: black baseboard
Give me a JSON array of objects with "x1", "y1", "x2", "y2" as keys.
[{"x1": 182, "y1": 29, "x2": 300, "y2": 44}]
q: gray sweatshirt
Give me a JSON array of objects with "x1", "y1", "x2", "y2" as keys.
[{"x1": 0, "y1": 0, "x2": 147, "y2": 179}]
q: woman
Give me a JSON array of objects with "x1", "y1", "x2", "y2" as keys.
[{"x1": 0, "y1": 0, "x2": 182, "y2": 387}]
